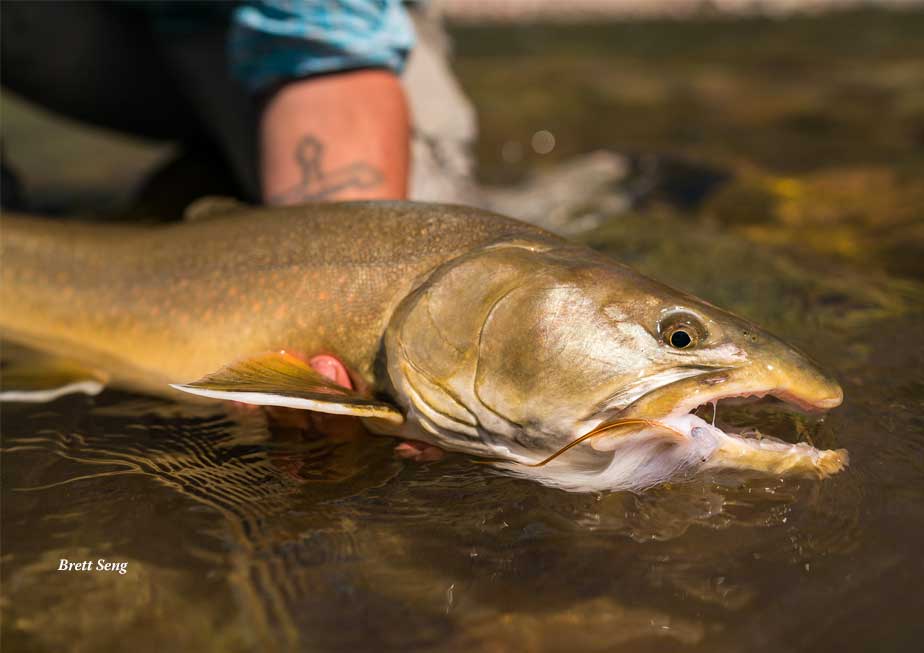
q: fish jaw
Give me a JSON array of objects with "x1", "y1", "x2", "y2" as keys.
[
  {"x1": 660, "y1": 413, "x2": 848, "y2": 479},
  {"x1": 677, "y1": 339, "x2": 843, "y2": 416},
  {"x1": 494, "y1": 405, "x2": 847, "y2": 494}
]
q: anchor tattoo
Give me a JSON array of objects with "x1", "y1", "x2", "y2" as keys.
[{"x1": 269, "y1": 136, "x2": 384, "y2": 204}]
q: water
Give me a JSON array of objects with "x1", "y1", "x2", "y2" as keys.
[{"x1": 3, "y1": 10, "x2": 924, "y2": 653}]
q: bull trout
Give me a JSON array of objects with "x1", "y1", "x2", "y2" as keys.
[{"x1": 0, "y1": 200, "x2": 846, "y2": 491}]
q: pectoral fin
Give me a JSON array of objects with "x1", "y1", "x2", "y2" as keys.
[
  {"x1": 170, "y1": 351, "x2": 404, "y2": 424},
  {"x1": 0, "y1": 355, "x2": 108, "y2": 402}
]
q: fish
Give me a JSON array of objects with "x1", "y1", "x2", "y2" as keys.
[{"x1": 0, "y1": 200, "x2": 846, "y2": 491}]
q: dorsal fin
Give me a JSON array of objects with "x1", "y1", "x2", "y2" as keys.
[{"x1": 183, "y1": 196, "x2": 248, "y2": 222}]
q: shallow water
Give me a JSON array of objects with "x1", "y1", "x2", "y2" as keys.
[{"x1": 4, "y1": 10, "x2": 924, "y2": 653}]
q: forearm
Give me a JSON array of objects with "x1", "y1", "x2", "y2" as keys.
[{"x1": 259, "y1": 69, "x2": 410, "y2": 205}]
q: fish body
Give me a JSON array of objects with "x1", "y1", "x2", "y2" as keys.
[
  {"x1": 0, "y1": 202, "x2": 553, "y2": 390},
  {"x1": 0, "y1": 201, "x2": 846, "y2": 491}
]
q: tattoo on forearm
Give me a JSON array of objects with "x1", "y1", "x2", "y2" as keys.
[{"x1": 268, "y1": 136, "x2": 383, "y2": 203}]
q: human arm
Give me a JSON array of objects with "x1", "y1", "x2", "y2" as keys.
[
  {"x1": 229, "y1": 0, "x2": 414, "y2": 204},
  {"x1": 259, "y1": 69, "x2": 409, "y2": 204}
]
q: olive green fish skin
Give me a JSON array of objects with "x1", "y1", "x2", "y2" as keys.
[{"x1": 0, "y1": 202, "x2": 559, "y2": 391}]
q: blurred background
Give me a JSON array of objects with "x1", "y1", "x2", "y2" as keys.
[
  {"x1": 3, "y1": 0, "x2": 923, "y2": 281},
  {"x1": 448, "y1": 0, "x2": 924, "y2": 284}
]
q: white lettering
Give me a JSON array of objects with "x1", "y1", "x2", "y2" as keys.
[
  {"x1": 57, "y1": 557, "x2": 128, "y2": 574},
  {"x1": 96, "y1": 559, "x2": 128, "y2": 574}
]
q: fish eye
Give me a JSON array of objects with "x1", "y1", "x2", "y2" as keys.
[
  {"x1": 659, "y1": 311, "x2": 706, "y2": 350},
  {"x1": 669, "y1": 329, "x2": 693, "y2": 349}
]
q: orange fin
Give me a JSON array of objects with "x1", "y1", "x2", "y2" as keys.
[{"x1": 170, "y1": 351, "x2": 404, "y2": 424}]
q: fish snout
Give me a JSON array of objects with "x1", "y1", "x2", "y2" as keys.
[
  {"x1": 773, "y1": 371, "x2": 843, "y2": 412},
  {"x1": 758, "y1": 338, "x2": 843, "y2": 412},
  {"x1": 812, "y1": 380, "x2": 844, "y2": 409}
]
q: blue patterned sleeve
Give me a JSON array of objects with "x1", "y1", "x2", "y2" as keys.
[{"x1": 229, "y1": 0, "x2": 415, "y2": 93}]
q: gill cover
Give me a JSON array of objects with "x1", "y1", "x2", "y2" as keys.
[{"x1": 383, "y1": 239, "x2": 638, "y2": 457}]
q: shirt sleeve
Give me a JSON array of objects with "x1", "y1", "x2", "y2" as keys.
[{"x1": 229, "y1": 0, "x2": 415, "y2": 94}]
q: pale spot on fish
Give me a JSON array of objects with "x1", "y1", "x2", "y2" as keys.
[
  {"x1": 710, "y1": 344, "x2": 748, "y2": 362},
  {"x1": 603, "y1": 304, "x2": 628, "y2": 321}
]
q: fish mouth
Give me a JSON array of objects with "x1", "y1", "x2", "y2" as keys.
[
  {"x1": 493, "y1": 369, "x2": 846, "y2": 493},
  {"x1": 581, "y1": 371, "x2": 848, "y2": 479}
]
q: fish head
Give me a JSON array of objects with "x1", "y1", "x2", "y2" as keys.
[{"x1": 384, "y1": 239, "x2": 843, "y2": 483}]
